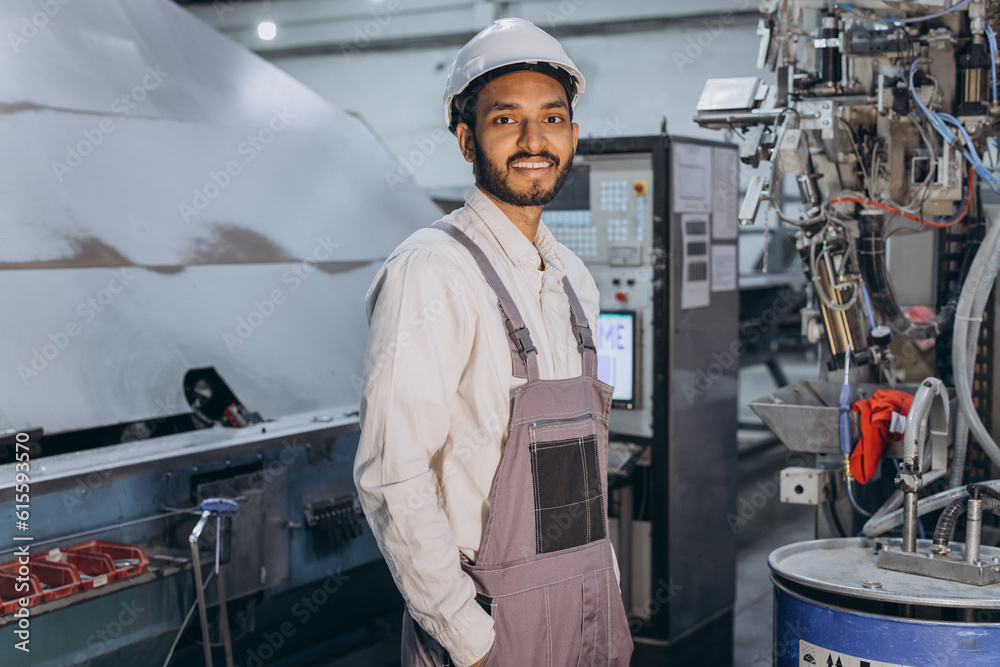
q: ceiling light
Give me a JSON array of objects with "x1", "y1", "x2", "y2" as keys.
[{"x1": 257, "y1": 21, "x2": 276, "y2": 41}]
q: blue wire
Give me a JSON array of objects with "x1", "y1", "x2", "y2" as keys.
[
  {"x1": 939, "y1": 113, "x2": 1000, "y2": 194},
  {"x1": 861, "y1": 285, "x2": 876, "y2": 329},
  {"x1": 909, "y1": 60, "x2": 955, "y2": 145},
  {"x1": 909, "y1": 58, "x2": 1000, "y2": 197},
  {"x1": 987, "y1": 25, "x2": 999, "y2": 104}
]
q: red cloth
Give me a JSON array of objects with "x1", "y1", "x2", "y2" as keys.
[{"x1": 849, "y1": 389, "x2": 914, "y2": 484}]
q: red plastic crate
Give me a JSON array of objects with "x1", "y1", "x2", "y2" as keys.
[
  {"x1": 28, "y1": 559, "x2": 81, "y2": 602},
  {"x1": 63, "y1": 541, "x2": 148, "y2": 582},
  {"x1": 0, "y1": 570, "x2": 43, "y2": 614},
  {"x1": 62, "y1": 551, "x2": 117, "y2": 589}
]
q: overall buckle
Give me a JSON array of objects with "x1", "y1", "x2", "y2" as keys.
[
  {"x1": 507, "y1": 324, "x2": 536, "y2": 359},
  {"x1": 575, "y1": 325, "x2": 596, "y2": 352}
]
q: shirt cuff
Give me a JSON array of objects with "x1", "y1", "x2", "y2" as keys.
[{"x1": 435, "y1": 598, "x2": 494, "y2": 667}]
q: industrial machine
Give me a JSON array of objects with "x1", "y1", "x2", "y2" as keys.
[
  {"x1": 0, "y1": 1, "x2": 439, "y2": 665},
  {"x1": 544, "y1": 136, "x2": 740, "y2": 665},
  {"x1": 695, "y1": 1, "x2": 1000, "y2": 664}
]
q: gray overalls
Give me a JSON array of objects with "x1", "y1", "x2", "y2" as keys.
[{"x1": 401, "y1": 222, "x2": 634, "y2": 667}]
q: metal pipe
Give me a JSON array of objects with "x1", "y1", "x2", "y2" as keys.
[
  {"x1": 216, "y1": 566, "x2": 234, "y2": 667},
  {"x1": 162, "y1": 571, "x2": 214, "y2": 667},
  {"x1": 694, "y1": 110, "x2": 782, "y2": 128},
  {"x1": 189, "y1": 510, "x2": 214, "y2": 667},
  {"x1": 902, "y1": 491, "x2": 919, "y2": 552},
  {"x1": 966, "y1": 497, "x2": 983, "y2": 564},
  {"x1": 0, "y1": 506, "x2": 200, "y2": 557}
]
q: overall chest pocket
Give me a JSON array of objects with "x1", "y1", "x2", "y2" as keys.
[{"x1": 528, "y1": 414, "x2": 607, "y2": 555}]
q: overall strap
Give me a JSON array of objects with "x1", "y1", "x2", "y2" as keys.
[
  {"x1": 431, "y1": 222, "x2": 540, "y2": 381},
  {"x1": 561, "y1": 277, "x2": 598, "y2": 378}
]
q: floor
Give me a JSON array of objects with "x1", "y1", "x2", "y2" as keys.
[{"x1": 732, "y1": 353, "x2": 818, "y2": 667}]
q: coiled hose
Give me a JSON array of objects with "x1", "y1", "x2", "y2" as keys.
[{"x1": 932, "y1": 496, "x2": 1000, "y2": 548}]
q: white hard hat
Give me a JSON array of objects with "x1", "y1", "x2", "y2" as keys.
[{"x1": 443, "y1": 18, "x2": 585, "y2": 133}]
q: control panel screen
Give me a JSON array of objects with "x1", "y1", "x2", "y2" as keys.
[{"x1": 597, "y1": 312, "x2": 636, "y2": 408}]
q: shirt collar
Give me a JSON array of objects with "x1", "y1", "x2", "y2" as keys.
[{"x1": 464, "y1": 185, "x2": 567, "y2": 274}]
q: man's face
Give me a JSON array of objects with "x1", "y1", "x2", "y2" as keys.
[{"x1": 457, "y1": 71, "x2": 579, "y2": 208}]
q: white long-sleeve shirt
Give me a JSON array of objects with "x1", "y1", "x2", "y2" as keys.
[{"x1": 355, "y1": 185, "x2": 602, "y2": 667}]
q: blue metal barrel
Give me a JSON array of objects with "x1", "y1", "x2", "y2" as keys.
[{"x1": 769, "y1": 538, "x2": 1000, "y2": 667}]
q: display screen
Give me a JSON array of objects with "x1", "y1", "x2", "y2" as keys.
[{"x1": 597, "y1": 312, "x2": 636, "y2": 407}]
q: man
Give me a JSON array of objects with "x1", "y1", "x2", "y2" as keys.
[{"x1": 355, "y1": 18, "x2": 633, "y2": 667}]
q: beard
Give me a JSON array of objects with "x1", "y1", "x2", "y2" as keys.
[{"x1": 473, "y1": 142, "x2": 574, "y2": 207}]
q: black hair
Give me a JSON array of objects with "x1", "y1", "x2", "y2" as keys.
[{"x1": 450, "y1": 62, "x2": 576, "y2": 133}]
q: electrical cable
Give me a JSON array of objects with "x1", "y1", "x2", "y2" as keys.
[
  {"x1": 907, "y1": 115, "x2": 938, "y2": 208},
  {"x1": 840, "y1": 346, "x2": 873, "y2": 519},
  {"x1": 937, "y1": 113, "x2": 1000, "y2": 194},
  {"x1": 823, "y1": 498, "x2": 849, "y2": 538},
  {"x1": 909, "y1": 59, "x2": 956, "y2": 144},
  {"x1": 769, "y1": 109, "x2": 828, "y2": 227},
  {"x1": 907, "y1": 59, "x2": 1000, "y2": 195},
  {"x1": 856, "y1": 207, "x2": 959, "y2": 340},
  {"x1": 775, "y1": 205, "x2": 828, "y2": 226},
  {"x1": 846, "y1": 478, "x2": 873, "y2": 518},
  {"x1": 836, "y1": 116, "x2": 870, "y2": 189},
  {"x1": 808, "y1": 225, "x2": 861, "y2": 312},
  {"x1": 829, "y1": 162, "x2": 973, "y2": 228}
]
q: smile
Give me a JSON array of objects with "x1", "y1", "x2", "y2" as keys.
[{"x1": 511, "y1": 160, "x2": 553, "y2": 169}]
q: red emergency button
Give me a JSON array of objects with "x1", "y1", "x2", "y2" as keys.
[{"x1": 615, "y1": 292, "x2": 627, "y2": 302}]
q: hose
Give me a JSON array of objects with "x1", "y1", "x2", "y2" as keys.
[
  {"x1": 952, "y1": 212, "x2": 1000, "y2": 470},
  {"x1": 902, "y1": 378, "x2": 945, "y2": 468},
  {"x1": 950, "y1": 410, "x2": 970, "y2": 488},
  {"x1": 869, "y1": 489, "x2": 903, "y2": 525},
  {"x1": 932, "y1": 496, "x2": 968, "y2": 547},
  {"x1": 863, "y1": 479, "x2": 1000, "y2": 537},
  {"x1": 946, "y1": 215, "x2": 984, "y2": 488},
  {"x1": 932, "y1": 495, "x2": 1000, "y2": 547},
  {"x1": 846, "y1": 478, "x2": 872, "y2": 518},
  {"x1": 857, "y1": 212, "x2": 958, "y2": 339}
]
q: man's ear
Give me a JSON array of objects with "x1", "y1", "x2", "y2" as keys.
[
  {"x1": 572, "y1": 121, "x2": 579, "y2": 153},
  {"x1": 456, "y1": 123, "x2": 476, "y2": 164}
]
